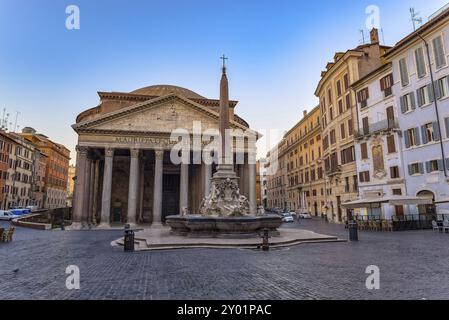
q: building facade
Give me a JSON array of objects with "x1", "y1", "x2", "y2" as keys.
[
  {"x1": 384, "y1": 9, "x2": 449, "y2": 215},
  {"x1": 280, "y1": 107, "x2": 326, "y2": 216},
  {"x1": 71, "y1": 83, "x2": 258, "y2": 229},
  {"x1": 0, "y1": 131, "x2": 15, "y2": 209},
  {"x1": 5, "y1": 133, "x2": 35, "y2": 208},
  {"x1": 352, "y1": 62, "x2": 407, "y2": 219},
  {"x1": 20, "y1": 128, "x2": 71, "y2": 209},
  {"x1": 266, "y1": 140, "x2": 287, "y2": 210},
  {"x1": 315, "y1": 29, "x2": 389, "y2": 223}
]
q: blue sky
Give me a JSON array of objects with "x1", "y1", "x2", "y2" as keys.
[{"x1": 1, "y1": 0, "x2": 448, "y2": 162}]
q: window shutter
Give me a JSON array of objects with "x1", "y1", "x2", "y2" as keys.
[
  {"x1": 405, "y1": 131, "x2": 410, "y2": 148},
  {"x1": 410, "y1": 93, "x2": 416, "y2": 110},
  {"x1": 433, "y1": 36, "x2": 446, "y2": 69},
  {"x1": 425, "y1": 161, "x2": 431, "y2": 173},
  {"x1": 399, "y1": 59, "x2": 409, "y2": 86},
  {"x1": 445, "y1": 158, "x2": 449, "y2": 171},
  {"x1": 415, "y1": 48, "x2": 426, "y2": 78},
  {"x1": 445, "y1": 118, "x2": 449, "y2": 138},
  {"x1": 433, "y1": 122, "x2": 441, "y2": 141},
  {"x1": 438, "y1": 159, "x2": 444, "y2": 171},
  {"x1": 380, "y1": 78, "x2": 385, "y2": 91},
  {"x1": 413, "y1": 128, "x2": 420, "y2": 146},
  {"x1": 428, "y1": 84, "x2": 435, "y2": 102},
  {"x1": 417, "y1": 89, "x2": 423, "y2": 107},
  {"x1": 421, "y1": 125, "x2": 428, "y2": 144},
  {"x1": 434, "y1": 81, "x2": 441, "y2": 100},
  {"x1": 400, "y1": 96, "x2": 406, "y2": 113},
  {"x1": 419, "y1": 162, "x2": 424, "y2": 174}
]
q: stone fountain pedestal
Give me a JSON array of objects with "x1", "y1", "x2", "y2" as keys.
[{"x1": 166, "y1": 164, "x2": 282, "y2": 238}]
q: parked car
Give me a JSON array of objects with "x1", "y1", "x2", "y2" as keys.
[
  {"x1": 298, "y1": 213, "x2": 312, "y2": 219},
  {"x1": 281, "y1": 213, "x2": 294, "y2": 223},
  {"x1": 10, "y1": 207, "x2": 31, "y2": 216},
  {"x1": 0, "y1": 210, "x2": 19, "y2": 221},
  {"x1": 26, "y1": 205, "x2": 39, "y2": 212}
]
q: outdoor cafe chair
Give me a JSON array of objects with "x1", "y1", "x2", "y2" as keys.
[
  {"x1": 432, "y1": 220, "x2": 442, "y2": 233},
  {"x1": 443, "y1": 221, "x2": 449, "y2": 234}
]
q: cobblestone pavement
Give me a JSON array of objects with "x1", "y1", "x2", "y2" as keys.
[{"x1": 1, "y1": 219, "x2": 449, "y2": 300}]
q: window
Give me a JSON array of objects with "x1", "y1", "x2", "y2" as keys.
[
  {"x1": 359, "y1": 171, "x2": 370, "y2": 183},
  {"x1": 345, "y1": 94, "x2": 351, "y2": 110},
  {"x1": 340, "y1": 123, "x2": 346, "y2": 139},
  {"x1": 436, "y1": 76, "x2": 449, "y2": 99},
  {"x1": 328, "y1": 88, "x2": 333, "y2": 105},
  {"x1": 387, "y1": 135, "x2": 396, "y2": 153},
  {"x1": 390, "y1": 166, "x2": 400, "y2": 179},
  {"x1": 415, "y1": 47, "x2": 427, "y2": 78},
  {"x1": 338, "y1": 99, "x2": 343, "y2": 114},
  {"x1": 330, "y1": 130, "x2": 336, "y2": 145},
  {"x1": 399, "y1": 58, "x2": 409, "y2": 87},
  {"x1": 340, "y1": 146, "x2": 355, "y2": 165},
  {"x1": 337, "y1": 80, "x2": 342, "y2": 96},
  {"x1": 357, "y1": 88, "x2": 369, "y2": 108},
  {"x1": 362, "y1": 117, "x2": 369, "y2": 135},
  {"x1": 421, "y1": 122, "x2": 440, "y2": 144},
  {"x1": 400, "y1": 93, "x2": 416, "y2": 113},
  {"x1": 417, "y1": 84, "x2": 434, "y2": 107},
  {"x1": 408, "y1": 162, "x2": 424, "y2": 175},
  {"x1": 343, "y1": 74, "x2": 349, "y2": 90},
  {"x1": 433, "y1": 35, "x2": 446, "y2": 69},
  {"x1": 348, "y1": 119, "x2": 353, "y2": 136},
  {"x1": 405, "y1": 128, "x2": 420, "y2": 148},
  {"x1": 392, "y1": 189, "x2": 402, "y2": 196},
  {"x1": 380, "y1": 74, "x2": 394, "y2": 97},
  {"x1": 361, "y1": 143, "x2": 368, "y2": 160},
  {"x1": 426, "y1": 160, "x2": 442, "y2": 173}
]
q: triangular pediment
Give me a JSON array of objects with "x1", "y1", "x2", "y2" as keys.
[{"x1": 73, "y1": 94, "x2": 249, "y2": 134}]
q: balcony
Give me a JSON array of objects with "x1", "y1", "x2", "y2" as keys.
[{"x1": 355, "y1": 119, "x2": 399, "y2": 138}]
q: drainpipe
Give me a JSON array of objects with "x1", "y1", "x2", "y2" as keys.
[{"x1": 418, "y1": 32, "x2": 447, "y2": 178}]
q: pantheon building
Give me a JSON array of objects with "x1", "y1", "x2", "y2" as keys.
[{"x1": 71, "y1": 83, "x2": 258, "y2": 228}]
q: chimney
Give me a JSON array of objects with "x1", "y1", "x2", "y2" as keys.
[{"x1": 370, "y1": 28, "x2": 379, "y2": 44}]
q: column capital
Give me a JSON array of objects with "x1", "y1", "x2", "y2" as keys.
[
  {"x1": 155, "y1": 149, "x2": 164, "y2": 160},
  {"x1": 76, "y1": 146, "x2": 89, "y2": 156},
  {"x1": 130, "y1": 148, "x2": 140, "y2": 158},
  {"x1": 105, "y1": 147, "x2": 114, "y2": 157}
]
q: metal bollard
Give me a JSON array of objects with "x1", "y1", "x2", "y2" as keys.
[
  {"x1": 124, "y1": 224, "x2": 135, "y2": 252},
  {"x1": 261, "y1": 228, "x2": 270, "y2": 251},
  {"x1": 348, "y1": 221, "x2": 359, "y2": 242}
]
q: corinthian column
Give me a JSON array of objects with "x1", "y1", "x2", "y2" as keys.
[
  {"x1": 71, "y1": 146, "x2": 88, "y2": 229},
  {"x1": 248, "y1": 151, "x2": 257, "y2": 215},
  {"x1": 179, "y1": 163, "x2": 189, "y2": 214},
  {"x1": 98, "y1": 148, "x2": 114, "y2": 228},
  {"x1": 203, "y1": 163, "x2": 212, "y2": 198},
  {"x1": 127, "y1": 148, "x2": 140, "y2": 226},
  {"x1": 152, "y1": 150, "x2": 164, "y2": 227}
]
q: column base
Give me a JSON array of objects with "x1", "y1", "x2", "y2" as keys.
[
  {"x1": 150, "y1": 222, "x2": 165, "y2": 229},
  {"x1": 96, "y1": 223, "x2": 111, "y2": 229},
  {"x1": 67, "y1": 222, "x2": 83, "y2": 230}
]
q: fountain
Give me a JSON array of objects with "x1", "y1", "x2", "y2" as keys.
[{"x1": 166, "y1": 58, "x2": 282, "y2": 238}]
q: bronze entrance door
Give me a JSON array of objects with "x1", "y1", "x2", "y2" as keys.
[{"x1": 162, "y1": 174, "x2": 180, "y2": 222}]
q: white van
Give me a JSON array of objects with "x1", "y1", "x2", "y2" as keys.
[{"x1": 0, "y1": 210, "x2": 19, "y2": 221}]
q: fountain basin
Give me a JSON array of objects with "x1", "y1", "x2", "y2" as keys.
[{"x1": 165, "y1": 215, "x2": 282, "y2": 238}]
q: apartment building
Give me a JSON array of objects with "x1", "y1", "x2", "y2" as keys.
[
  {"x1": 352, "y1": 62, "x2": 407, "y2": 219},
  {"x1": 315, "y1": 28, "x2": 390, "y2": 223},
  {"x1": 384, "y1": 8, "x2": 449, "y2": 215},
  {"x1": 5, "y1": 133, "x2": 36, "y2": 208},
  {"x1": 266, "y1": 140, "x2": 287, "y2": 210},
  {"x1": 20, "y1": 127, "x2": 70, "y2": 209},
  {"x1": 281, "y1": 107, "x2": 326, "y2": 216}
]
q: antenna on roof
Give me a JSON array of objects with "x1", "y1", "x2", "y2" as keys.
[
  {"x1": 410, "y1": 7, "x2": 423, "y2": 31},
  {"x1": 359, "y1": 29, "x2": 366, "y2": 44},
  {"x1": 380, "y1": 28, "x2": 386, "y2": 45}
]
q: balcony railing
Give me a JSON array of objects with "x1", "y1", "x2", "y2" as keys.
[{"x1": 355, "y1": 119, "x2": 399, "y2": 138}]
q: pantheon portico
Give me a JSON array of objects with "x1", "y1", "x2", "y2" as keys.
[{"x1": 71, "y1": 84, "x2": 259, "y2": 228}]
